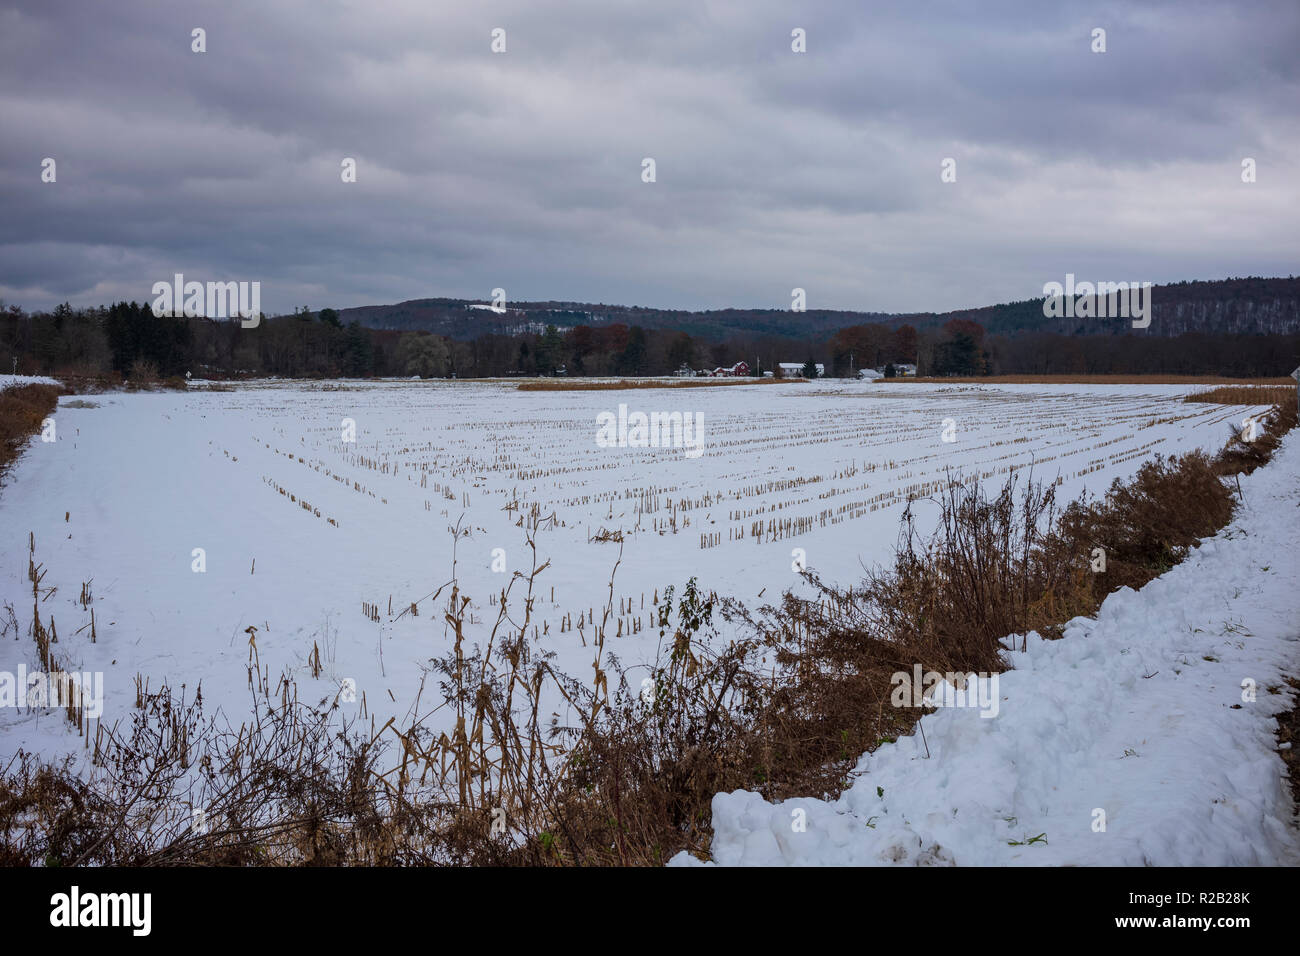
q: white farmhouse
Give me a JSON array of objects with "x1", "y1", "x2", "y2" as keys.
[{"x1": 779, "y1": 362, "x2": 824, "y2": 378}]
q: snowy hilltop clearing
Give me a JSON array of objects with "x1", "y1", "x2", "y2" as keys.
[{"x1": 672, "y1": 427, "x2": 1300, "y2": 867}]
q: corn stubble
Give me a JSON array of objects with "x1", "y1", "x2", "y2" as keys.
[{"x1": 0, "y1": 399, "x2": 1293, "y2": 866}]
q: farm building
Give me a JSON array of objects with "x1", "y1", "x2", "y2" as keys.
[
  {"x1": 710, "y1": 362, "x2": 750, "y2": 377},
  {"x1": 779, "y1": 362, "x2": 824, "y2": 378}
]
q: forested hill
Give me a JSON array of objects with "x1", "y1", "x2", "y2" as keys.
[
  {"x1": 336, "y1": 298, "x2": 895, "y2": 342},
  {"x1": 339, "y1": 276, "x2": 1300, "y2": 342},
  {"x1": 911, "y1": 276, "x2": 1300, "y2": 337}
]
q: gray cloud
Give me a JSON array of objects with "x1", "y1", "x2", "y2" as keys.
[{"x1": 1, "y1": 0, "x2": 1297, "y2": 316}]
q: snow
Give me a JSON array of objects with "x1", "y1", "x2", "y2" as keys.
[
  {"x1": 670, "y1": 425, "x2": 1300, "y2": 866},
  {"x1": 0, "y1": 374, "x2": 60, "y2": 391},
  {"x1": 0, "y1": 378, "x2": 1286, "y2": 828}
]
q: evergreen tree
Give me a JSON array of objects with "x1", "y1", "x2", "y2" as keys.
[
  {"x1": 617, "y1": 326, "x2": 648, "y2": 374},
  {"x1": 342, "y1": 321, "x2": 373, "y2": 376}
]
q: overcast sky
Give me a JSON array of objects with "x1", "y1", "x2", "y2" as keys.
[{"x1": 1, "y1": 0, "x2": 1297, "y2": 317}]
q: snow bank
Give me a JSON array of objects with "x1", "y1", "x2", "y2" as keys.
[
  {"x1": 672, "y1": 430, "x2": 1300, "y2": 866},
  {"x1": 0, "y1": 374, "x2": 60, "y2": 391}
]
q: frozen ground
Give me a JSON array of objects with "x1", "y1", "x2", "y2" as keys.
[
  {"x1": 0, "y1": 379, "x2": 1281, "y2": 788},
  {"x1": 672, "y1": 423, "x2": 1300, "y2": 866}
]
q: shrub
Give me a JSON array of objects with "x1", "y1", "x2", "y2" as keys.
[{"x1": 0, "y1": 384, "x2": 66, "y2": 477}]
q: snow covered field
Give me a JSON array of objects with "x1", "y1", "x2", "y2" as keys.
[
  {"x1": 672, "y1": 424, "x2": 1300, "y2": 867},
  {"x1": 0, "y1": 379, "x2": 1282, "y2": 792}
]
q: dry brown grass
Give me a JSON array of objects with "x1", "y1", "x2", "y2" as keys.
[
  {"x1": 517, "y1": 377, "x2": 797, "y2": 391},
  {"x1": 1212, "y1": 397, "x2": 1297, "y2": 476},
  {"x1": 0, "y1": 384, "x2": 67, "y2": 479},
  {"x1": 1277, "y1": 677, "x2": 1300, "y2": 819},
  {"x1": 1183, "y1": 385, "x2": 1297, "y2": 406},
  {"x1": 900, "y1": 374, "x2": 1294, "y2": 385},
  {"x1": 1054, "y1": 451, "x2": 1238, "y2": 593}
]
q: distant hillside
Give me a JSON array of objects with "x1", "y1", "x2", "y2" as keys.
[
  {"x1": 337, "y1": 276, "x2": 1300, "y2": 342},
  {"x1": 337, "y1": 298, "x2": 894, "y2": 342},
  {"x1": 911, "y1": 276, "x2": 1300, "y2": 337}
]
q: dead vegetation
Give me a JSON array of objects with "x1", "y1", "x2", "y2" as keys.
[
  {"x1": 898, "y1": 375, "x2": 1293, "y2": 385},
  {"x1": 0, "y1": 398, "x2": 1294, "y2": 866},
  {"x1": 1276, "y1": 677, "x2": 1300, "y2": 824},
  {"x1": 0, "y1": 383, "x2": 68, "y2": 478},
  {"x1": 1184, "y1": 384, "x2": 1297, "y2": 406}
]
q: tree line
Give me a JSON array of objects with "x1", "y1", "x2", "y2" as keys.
[{"x1": 2, "y1": 300, "x2": 1295, "y2": 381}]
